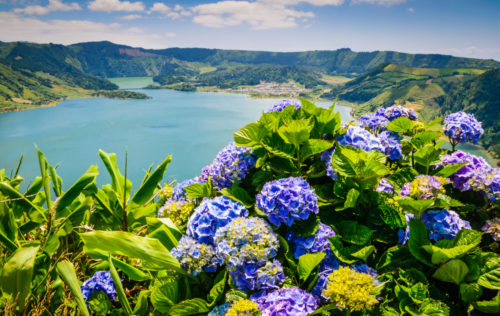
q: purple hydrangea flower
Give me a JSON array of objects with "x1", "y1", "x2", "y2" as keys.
[
  {"x1": 359, "y1": 112, "x2": 389, "y2": 131},
  {"x1": 286, "y1": 223, "x2": 336, "y2": 259},
  {"x1": 384, "y1": 105, "x2": 418, "y2": 121},
  {"x1": 422, "y1": 209, "x2": 471, "y2": 241},
  {"x1": 321, "y1": 148, "x2": 337, "y2": 179},
  {"x1": 253, "y1": 287, "x2": 318, "y2": 316},
  {"x1": 400, "y1": 175, "x2": 448, "y2": 199},
  {"x1": 186, "y1": 196, "x2": 248, "y2": 245},
  {"x1": 81, "y1": 271, "x2": 117, "y2": 302},
  {"x1": 378, "y1": 131, "x2": 403, "y2": 160},
  {"x1": 376, "y1": 178, "x2": 394, "y2": 194},
  {"x1": 171, "y1": 236, "x2": 218, "y2": 276},
  {"x1": 215, "y1": 217, "x2": 279, "y2": 269},
  {"x1": 230, "y1": 260, "x2": 285, "y2": 292},
  {"x1": 482, "y1": 218, "x2": 500, "y2": 241},
  {"x1": 208, "y1": 302, "x2": 231, "y2": 316},
  {"x1": 256, "y1": 177, "x2": 319, "y2": 227},
  {"x1": 337, "y1": 126, "x2": 384, "y2": 153},
  {"x1": 201, "y1": 142, "x2": 256, "y2": 190},
  {"x1": 444, "y1": 112, "x2": 484, "y2": 144},
  {"x1": 266, "y1": 99, "x2": 301, "y2": 113}
]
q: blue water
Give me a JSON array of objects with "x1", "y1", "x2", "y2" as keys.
[{"x1": 0, "y1": 82, "x2": 352, "y2": 191}]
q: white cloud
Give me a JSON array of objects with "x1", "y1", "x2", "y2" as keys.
[
  {"x1": 350, "y1": 0, "x2": 406, "y2": 6},
  {"x1": 149, "y1": 2, "x2": 183, "y2": 19},
  {"x1": 88, "y1": 0, "x2": 145, "y2": 12},
  {"x1": 119, "y1": 14, "x2": 142, "y2": 20},
  {"x1": 0, "y1": 11, "x2": 169, "y2": 48},
  {"x1": 408, "y1": 7, "x2": 414, "y2": 12},
  {"x1": 165, "y1": 32, "x2": 176, "y2": 37},
  {"x1": 14, "y1": 0, "x2": 81, "y2": 15}
]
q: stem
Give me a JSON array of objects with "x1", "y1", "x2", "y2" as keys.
[{"x1": 122, "y1": 151, "x2": 128, "y2": 232}]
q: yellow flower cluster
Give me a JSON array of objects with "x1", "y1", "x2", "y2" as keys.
[
  {"x1": 158, "y1": 200, "x2": 195, "y2": 227},
  {"x1": 158, "y1": 183, "x2": 174, "y2": 200},
  {"x1": 323, "y1": 266, "x2": 379, "y2": 312},
  {"x1": 226, "y1": 299, "x2": 259, "y2": 316}
]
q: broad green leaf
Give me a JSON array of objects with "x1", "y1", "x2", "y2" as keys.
[
  {"x1": 414, "y1": 144, "x2": 442, "y2": 171},
  {"x1": 351, "y1": 245, "x2": 375, "y2": 262},
  {"x1": 423, "y1": 229, "x2": 482, "y2": 265},
  {"x1": 233, "y1": 122, "x2": 266, "y2": 146},
  {"x1": 131, "y1": 155, "x2": 171, "y2": 205},
  {"x1": 418, "y1": 298, "x2": 450, "y2": 316},
  {"x1": 299, "y1": 139, "x2": 333, "y2": 160},
  {"x1": 109, "y1": 254, "x2": 133, "y2": 315},
  {"x1": 147, "y1": 217, "x2": 182, "y2": 250},
  {"x1": 328, "y1": 236, "x2": 357, "y2": 264},
  {"x1": 99, "y1": 150, "x2": 132, "y2": 199},
  {"x1": 388, "y1": 168, "x2": 418, "y2": 190},
  {"x1": 151, "y1": 272, "x2": 179, "y2": 313},
  {"x1": 433, "y1": 162, "x2": 468, "y2": 178},
  {"x1": 278, "y1": 119, "x2": 312, "y2": 147},
  {"x1": 432, "y1": 259, "x2": 469, "y2": 284},
  {"x1": 42, "y1": 233, "x2": 60, "y2": 256},
  {"x1": 342, "y1": 188, "x2": 360, "y2": 210},
  {"x1": 460, "y1": 283, "x2": 483, "y2": 304},
  {"x1": 377, "y1": 245, "x2": 414, "y2": 272},
  {"x1": 185, "y1": 182, "x2": 211, "y2": 200},
  {"x1": 379, "y1": 205, "x2": 405, "y2": 229},
  {"x1": 298, "y1": 252, "x2": 326, "y2": 281},
  {"x1": 336, "y1": 220, "x2": 374, "y2": 246},
  {"x1": 411, "y1": 131, "x2": 442, "y2": 149},
  {"x1": 225, "y1": 289, "x2": 248, "y2": 303},
  {"x1": 0, "y1": 230, "x2": 18, "y2": 252},
  {"x1": 409, "y1": 283, "x2": 429, "y2": 304},
  {"x1": 48, "y1": 164, "x2": 62, "y2": 197},
  {"x1": 133, "y1": 290, "x2": 150, "y2": 316},
  {"x1": 80, "y1": 230, "x2": 182, "y2": 272},
  {"x1": 56, "y1": 165, "x2": 98, "y2": 215},
  {"x1": 278, "y1": 235, "x2": 298, "y2": 272},
  {"x1": 474, "y1": 291, "x2": 500, "y2": 314},
  {"x1": 290, "y1": 213, "x2": 320, "y2": 237},
  {"x1": 208, "y1": 271, "x2": 227, "y2": 306},
  {"x1": 397, "y1": 198, "x2": 434, "y2": 218},
  {"x1": 220, "y1": 184, "x2": 254, "y2": 208},
  {"x1": 0, "y1": 243, "x2": 40, "y2": 311},
  {"x1": 261, "y1": 133, "x2": 296, "y2": 160},
  {"x1": 478, "y1": 268, "x2": 500, "y2": 290},
  {"x1": 56, "y1": 260, "x2": 90, "y2": 316},
  {"x1": 387, "y1": 117, "x2": 415, "y2": 133},
  {"x1": 36, "y1": 147, "x2": 52, "y2": 212},
  {"x1": 408, "y1": 219, "x2": 433, "y2": 267},
  {"x1": 0, "y1": 181, "x2": 47, "y2": 222},
  {"x1": 169, "y1": 298, "x2": 210, "y2": 316}
]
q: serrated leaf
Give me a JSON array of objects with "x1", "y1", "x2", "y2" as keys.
[
  {"x1": 185, "y1": 182, "x2": 211, "y2": 200},
  {"x1": 387, "y1": 117, "x2": 415, "y2": 133},
  {"x1": 300, "y1": 139, "x2": 333, "y2": 160},
  {"x1": 433, "y1": 162, "x2": 468, "y2": 178},
  {"x1": 351, "y1": 245, "x2": 375, "y2": 262},
  {"x1": 328, "y1": 236, "x2": 357, "y2": 264},
  {"x1": 478, "y1": 268, "x2": 500, "y2": 290},
  {"x1": 408, "y1": 219, "x2": 433, "y2": 267},
  {"x1": 278, "y1": 119, "x2": 312, "y2": 147},
  {"x1": 233, "y1": 122, "x2": 266, "y2": 146},
  {"x1": 336, "y1": 220, "x2": 374, "y2": 246},
  {"x1": 298, "y1": 252, "x2": 326, "y2": 281},
  {"x1": 423, "y1": 229, "x2": 482, "y2": 265},
  {"x1": 169, "y1": 298, "x2": 210, "y2": 315},
  {"x1": 460, "y1": 283, "x2": 483, "y2": 304},
  {"x1": 432, "y1": 259, "x2": 469, "y2": 284}
]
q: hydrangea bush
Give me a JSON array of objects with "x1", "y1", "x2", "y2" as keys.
[{"x1": 1, "y1": 99, "x2": 499, "y2": 316}]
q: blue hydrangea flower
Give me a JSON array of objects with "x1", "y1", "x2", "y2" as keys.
[
  {"x1": 81, "y1": 271, "x2": 117, "y2": 302},
  {"x1": 253, "y1": 287, "x2": 318, "y2": 316},
  {"x1": 376, "y1": 178, "x2": 394, "y2": 194},
  {"x1": 337, "y1": 126, "x2": 384, "y2": 153},
  {"x1": 352, "y1": 263, "x2": 379, "y2": 279},
  {"x1": 215, "y1": 217, "x2": 279, "y2": 269},
  {"x1": 384, "y1": 105, "x2": 418, "y2": 121},
  {"x1": 171, "y1": 236, "x2": 218, "y2": 276},
  {"x1": 378, "y1": 131, "x2": 402, "y2": 160},
  {"x1": 398, "y1": 213, "x2": 416, "y2": 244},
  {"x1": 256, "y1": 177, "x2": 319, "y2": 227},
  {"x1": 266, "y1": 99, "x2": 301, "y2": 113},
  {"x1": 208, "y1": 302, "x2": 231, "y2": 316},
  {"x1": 321, "y1": 148, "x2": 337, "y2": 179},
  {"x1": 201, "y1": 142, "x2": 256, "y2": 190},
  {"x1": 286, "y1": 223, "x2": 336, "y2": 259},
  {"x1": 422, "y1": 209, "x2": 471, "y2": 241},
  {"x1": 171, "y1": 177, "x2": 206, "y2": 201},
  {"x1": 230, "y1": 260, "x2": 285, "y2": 292},
  {"x1": 186, "y1": 196, "x2": 248, "y2": 245},
  {"x1": 312, "y1": 254, "x2": 342, "y2": 301},
  {"x1": 444, "y1": 112, "x2": 484, "y2": 144},
  {"x1": 359, "y1": 112, "x2": 389, "y2": 131}
]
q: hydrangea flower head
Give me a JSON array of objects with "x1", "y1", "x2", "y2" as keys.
[
  {"x1": 201, "y1": 142, "x2": 256, "y2": 190},
  {"x1": 323, "y1": 266, "x2": 379, "y2": 312},
  {"x1": 359, "y1": 112, "x2": 389, "y2": 131},
  {"x1": 286, "y1": 223, "x2": 336, "y2": 259},
  {"x1": 400, "y1": 175, "x2": 448, "y2": 199},
  {"x1": 227, "y1": 299, "x2": 259, "y2": 316},
  {"x1": 398, "y1": 213, "x2": 416, "y2": 244},
  {"x1": 482, "y1": 218, "x2": 500, "y2": 241},
  {"x1": 265, "y1": 99, "x2": 301, "y2": 113},
  {"x1": 444, "y1": 112, "x2": 483, "y2": 144},
  {"x1": 208, "y1": 302, "x2": 231, "y2": 316},
  {"x1": 157, "y1": 199, "x2": 195, "y2": 226},
  {"x1": 422, "y1": 209, "x2": 471, "y2": 241},
  {"x1": 321, "y1": 148, "x2": 337, "y2": 179},
  {"x1": 256, "y1": 177, "x2": 319, "y2": 227},
  {"x1": 337, "y1": 126, "x2": 384, "y2": 153},
  {"x1": 215, "y1": 217, "x2": 279, "y2": 268},
  {"x1": 253, "y1": 287, "x2": 318, "y2": 316},
  {"x1": 171, "y1": 236, "x2": 218, "y2": 275},
  {"x1": 376, "y1": 178, "x2": 394, "y2": 194},
  {"x1": 187, "y1": 196, "x2": 248, "y2": 245},
  {"x1": 384, "y1": 105, "x2": 418, "y2": 121},
  {"x1": 378, "y1": 131, "x2": 402, "y2": 160},
  {"x1": 81, "y1": 271, "x2": 117, "y2": 302},
  {"x1": 230, "y1": 260, "x2": 285, "y2": 292},
  {"x1": 158, "y1": 183, "x2": 174, "y2": 200}
]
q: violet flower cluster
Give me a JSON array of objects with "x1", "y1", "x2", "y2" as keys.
[
  {"x1": 383, "y1": 105, "x2": 418, "y2": 121},
  {"x1": 376, "y1": 178, "x2": 394, "y2": 194},
  {"x1": 378, "y1": 131, "x2": 403, "y2": 160},
  {"x1": 81, "y1": 271, "x2": 117, "y2": 302},
  {"x1": 201, "y1": 142, "x2": 256, "y2": 190},
  {"x1": 186, "y1": 196, "x2": 248, "y2": 245},
  {"x1": 359, "y1": 112, "x2": 389, "y2": 131},
  {"x1": 230, "y1": 260, "x2": 285, "y2": 292},
  {"x1": 265, "y1": 99, "x2": 301, "y2": 113},
  {"x1": 320, "y1": 148, "x2": 337, "y2": 179},
  {"x1": 253, "y1": 287, "x2": 318, "y2": 316},
  {"x1": 482, "y1": 218, "x2": 500, "y2": 241},
  {"x1": 400, "y1": 175, "x2": 448, "y2": 199},
  {"x1": 444, "y1": 112, "x2": 484, "y2": 144},
  {"x1": 171, "y1": 236, "x2": 218, "y2": 276},
  {"x1": 256, "y1": 177, "x2": 319, "y2": 227},
  {"x1": 337, "y1": 126, "x2": 384, "y2": 153}
]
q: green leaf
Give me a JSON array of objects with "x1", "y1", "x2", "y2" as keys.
[
  {"x1": 151, "y1": 272, "x2": 179, "y2": 313},
  {"x1": 290, "y1": 213, "x2": 320, "y2": 237},
  {"x1": 379, "y1": 205, "x2": 405, "y2": 229},
  {"x1": 387, "y1": 117, "x2": 415, "y2": 133},
  {"x1": 56, "y1": 260, "x2": 90, "y2": 316},
  {"x1": 56, "y1": 165, "x2": 98, "y2": 215},
  {"x1": 0, "y1": 181, "x2": 47, "y2": 222},
  {"x1": 328, "y1": 236, "x2": 357, "y2": 264},
  {"x1": 298, "y1": 252, "x2": 326, "y2": 281},
  {"x1": 278, "y1": 119, "x2": 312, "y2": 147},
  {"x1": 418, "y1": 298, "x2": 450, "y2": 316},
  {"x1": 36, "y1": 147, "x2": 52, "y2": 212},
  {"x1": 208, "y1": 271, "x2": 227, "y2": 306},
  {"x1": 185, "y1": 182, "x2": 211, "y2": 200},
  {"x1": 98, "y1": 150, "x2": 132, "y2": 200},
  {"x1": 0, "y1": 243, "x2": 40, "y2": 311},
  {"x1": 432, "y1": 259, "x2": 469, "y2": 284},
  {"x1": 414, "y1": 144, "x2": 442, "y2": 171},
  {"x1": 233, "y1": 122, "x2": 266, "y2": 146},
  {"x1": 277, "y1": 235, "x2": 298, "y2": 272},
  {"x1": 335, "y1": 220, "x2": 374, "y2": 246},
  {"x1": 220, "y1": 184, "x2": 254, "y2": 208},
  {"x1": 147, "y1": 217, "x2": 182, "y2": 250},
  {"x1": 474, "y1": 291, "x2": 500, "y2": 314},
  {"x1": 169, "y1": 298, "x2": 210, "y2": 316},
  {"x1": 351, "y1": 245, "x2": 375, "y2": 262},
  {"x1": 460, "y1": 283, "x2": 483, "y2": 304},
  {"x1": 433, "y1": 162, "x2": 468, "y2": 178},
  {"x1": 42, "y1": 233, "x2": 60, "y2": 256},
  {"x1": 423, "y1": 229, "x2": 482, "y2": 265},
  {"x1": 408, "y1": 219, "x2": 433, "y2": 267},
  {"x1": 80, "y1": 230, "x2": 182, "y2": 272},
  {"x1": 133, "y1": 290, "x2": 150, "y2": 316},
  {"x1": 225, "y1": 289, "x2": 248, "y2": 303},
  {"x1": 131, "y1": 155, "x2": 171, "y2": 205},
  {"x1": 299, "y1": 139, "x2": 333, "y2": 160},
  {"x1": 478, "y1": 268, "x2": 500, "y2": 290},
  {"x1": 409, "y1": 283, "x2": 429, "y2": 304},
  {"x1": 108, "y1": 254, "x2": 133, "y2": 315},
  {"x1": 341, "y1": 188, "x2": 360, "y2": 210},
  {"x1": 397, "y1": 198, "x2": 434, "y2": 218},
  {"x1": 411, "y1": 131, "x2": 442, "y2": 149}
]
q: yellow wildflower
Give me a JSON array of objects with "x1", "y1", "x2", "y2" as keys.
[{"x1": 226, "y1": 299, "x2": 259, "y2": 316}]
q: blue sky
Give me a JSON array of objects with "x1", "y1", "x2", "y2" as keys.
[{"x1": 0, "y1": 0, "x2": 499, "y2": 60}]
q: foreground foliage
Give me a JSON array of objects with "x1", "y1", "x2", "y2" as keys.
[{"x1": 0, "y1": 99, "x2": 499, "y2": 315}]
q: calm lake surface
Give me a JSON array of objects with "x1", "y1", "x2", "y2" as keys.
[{"x1": 0, "y1": 77, "x2": 353, "y2": 190}]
